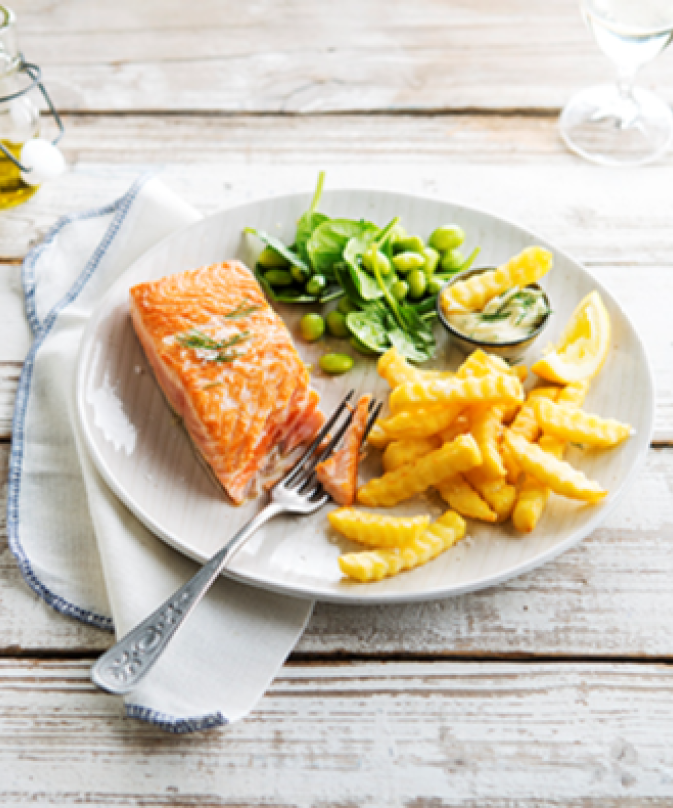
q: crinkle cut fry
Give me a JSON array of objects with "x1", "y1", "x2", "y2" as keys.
[
  {"x1": 442, "y1": 246, "x2": 552, "y2": 312},
  {"x1": 512, "y1": 381, "x2": 591, "y2": 533},
  {"x1": 339, "y1": 511, "x2": 467, "y2": 582},
  {"x1": 377, "y1": 347, "x2": 446, "y2": 388},
  {"x1": 383, "y1": 435, "x2": 441, "y2": 473},
  {"x1": 512, "y1": 436, "x2": 564, "y2": 533},
  {"x1": 468, "y1": 404, "x2": 506, "y2": 481},
  {"x1": 504, "y1": 430, "x2": 607, "y2": 503},
  {"x1": 464, "y1": 466, "x2": 517, "y2": 522},
  {"x1": 328, "y1": 508, "x2": 431, "y2": 548},
  {"x1": 357, "y1": 434, "x2": 482, "y2": 507},
  {"x1": 534, "y1": 398, "x2": 631, "y2": 448},
  {"x1": 389, "y1": 373, "x2": 523, "y2": 413},
  {"x1": 503, "y1": 386, "x2": 560, "y2": 483},
  {"x1": 437, "y1": 473, "x2": 497, "y2": 522}
]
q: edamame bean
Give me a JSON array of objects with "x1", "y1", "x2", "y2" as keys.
[
  {"x1": 326, "y1": 310, "x2": 350, "y2": 338},
  {"x1": 421, "y1": 246, "x2": 440, "y2": 278},
  {"x1": 319, "y1": 353, "x2": 354, "y2": 375},
  {"x1": 306, "y1": 275, "x2": 327, "y2": 296},
  {"x1": 362, "y1": 247, "x2": 392, "y2": 276},
  {"x1": 349, "y1": 337, "x2": 378, "y2": 356},
  {"x1": 426, "y1": 277, "x2": 444, "y2": 295},
  {"x1": 440, "y1": 249, "x2": 465, "y2": 272},
  {"x1": 407, "y1": 269, "x2": 427, "y2": 299},
  {"x1": 391, "y1": 280, "x2": 409, "y2": 301},
  {"x1": 394, "y1": 235, "x2": 425, "y2": 254},
  {"x1": 291, "y1": 265, "x2": 309, "y2": 284},
  {"x1": 264, "y1": 269, "x2": 293, "y2": 286},
  {"x1": 299, "y1": 313, "x2": 325, "y2": 342},
  {"x1": 337, "y1": 297, "x2": 359, "y2": 315},
  {"x1": 258, "y1": 246, "x2": 290, "y2": 268},
  {"x1": 392, "y1": 251, "x2": 425, "y2": 273},
  {"x1": 429, "y1": 225, "x2": 465, "y2": 253}
]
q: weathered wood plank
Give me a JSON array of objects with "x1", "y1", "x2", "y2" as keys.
[
  {"x1": 15, "y1": 0, "x2": 673, "y2": 112},
  {"x1": 6, "y1": 159, "x2": 673, "y2": 265},
  {"x1": 2, "y1": 443, "x2": 672, "y2": 657},
  {"x1": 1, "y1": 659, "x2": 673, "y2": 805}
]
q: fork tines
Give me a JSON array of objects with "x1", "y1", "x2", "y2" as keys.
[{"x1": 281, "y1": 393, "x2": 382, "y2": 494}]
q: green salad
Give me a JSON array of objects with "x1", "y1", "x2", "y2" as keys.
[{"x1": 244, "y1": 172, "x2": 479, "y2": 364}]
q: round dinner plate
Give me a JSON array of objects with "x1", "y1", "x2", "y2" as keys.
[{"x1": 76, "y1": 189, "x2": 654, "y2": 604}]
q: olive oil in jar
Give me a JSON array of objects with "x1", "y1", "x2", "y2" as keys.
[
  {"x1": 0, "y1": 6, "x2": 41, "y2": 209},
  {"x1": 0, "y1": 139, "x2": 38, "y2": 209}
]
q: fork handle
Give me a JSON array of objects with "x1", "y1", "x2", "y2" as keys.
[{"x1": 90, "y1": 501, "x2": 284, "y2": 696}]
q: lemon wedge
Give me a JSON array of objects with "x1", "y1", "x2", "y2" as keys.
[{"x1": 531, "y1": 291, "x2": 611, "y2": 384}]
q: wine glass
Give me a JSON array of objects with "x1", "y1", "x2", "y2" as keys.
[{"x1": 560, "y1": 0, "x2": 673, "y2": 166}]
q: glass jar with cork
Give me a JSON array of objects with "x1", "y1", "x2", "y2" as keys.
[{"x1": 0, "y1": 4, "x2": 65, "y2": 209}]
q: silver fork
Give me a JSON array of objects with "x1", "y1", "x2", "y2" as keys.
[{"x1": 91, "y1": 391, "x2": 382, "y2": 696}]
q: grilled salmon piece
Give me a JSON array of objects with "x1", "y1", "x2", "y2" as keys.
[
  {"x1": 316, "y1": 395, "x2": 371, "y2": 506},
  {"x1": 130, "y1": 261, "x2": 324, "y2": 504}
]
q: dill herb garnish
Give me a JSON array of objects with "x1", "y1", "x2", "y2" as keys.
[
  {"x1": 223, "y1": 300, "x2": 260, "y2": 320},
  {"x1": 176, "y1": 329, "x2": 251, "y2": 363},
  {"x1": 202, "y1": 381, "x2": 224, "y2": 390}
]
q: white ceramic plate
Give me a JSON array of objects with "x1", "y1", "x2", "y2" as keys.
[{"x1": 76, "y1": 189, "x2": 654, "y2": 604}]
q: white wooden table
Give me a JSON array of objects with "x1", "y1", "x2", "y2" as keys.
[{"x1": 2, "y1": 1, "x2": 673, "y2": 804}]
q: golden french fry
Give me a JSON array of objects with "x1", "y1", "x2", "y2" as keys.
[
  {"x1": 328, "y1": 509, "x2": 431, "y2": 548},
  {"x1": 390, "y1": 374, "x2": 523, "y2": 412},
  {"x1": 441, "y1": 247, "x2": 552, "y2": 312},
  {"x1": 511, "y1": 353, "x2": 593, "y2": 532},
  {"x1": 504, "y1": 431, "x2": 607, "y2": 503},
  {"x1": 437, "y1": 414, "x2": 471, "y2": 443},
  {"x1": 437, "y1": 473, "x2": 497, "y2": 523},
  {"x1": 534, "y1": 399, "x2": 632, "y2": 448},
  {"x1": 512, "y1": 436, "x2": 564, "y2": 533},
  {"x1": 464, "y1": 466, "x2": 517, "y2": 522},
  {"x1": 367, "y1": 422, "x2": 393, "y2": 450},
  {"x1": 382, "y1": 436, "x2": 441, "y2": 473},
  {"x1": 557, "y1": 380, "x2": 590, "y2": 408},
  {"x1": 467, "y1": 404, "x2": 506, "y2": 480},
  {"x1": 377, "y1": 347, "x2": 446, "y2": 388},
  {"x1": 378, "y1": 403, "x2": 464, "y2": 439},
  {"x1": 503, "y1": 386, "x2": 560, "y2": 483},
  {"x1": 339, "y1": 511, "x2": 466, "y2": 582},
  {"x1": 358, "y1": 434, "x2": 482, "y2": 507}
]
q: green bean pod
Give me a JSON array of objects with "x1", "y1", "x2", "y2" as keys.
[
  {"x1": 392, "y1": 251, "x2": 425, "y2": 273},
  {"x1": 429, "y1": 225, "x2": 465, "y2": 253},
  {"x1": 258, "y1": 246, "x2": 291, "y2": 268},
  {"x1": 264, "y1": 268, "x2": 294, "y2": 286},
  {"x1": 319, "y1": 353, "x2": 355, "y2": 375}
]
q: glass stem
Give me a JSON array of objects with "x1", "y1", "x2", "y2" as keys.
[{"x1": 616, "y1": 65, "x2": 637, "y2": 102}]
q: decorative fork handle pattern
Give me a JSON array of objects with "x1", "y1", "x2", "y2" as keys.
[{"x1": 91, "y1": 502, "x2": 283, "y2": 696}]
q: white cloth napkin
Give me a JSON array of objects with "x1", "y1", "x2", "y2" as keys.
[{"x1": 8, "y1": 174, "x2": 314, "y2": 732}]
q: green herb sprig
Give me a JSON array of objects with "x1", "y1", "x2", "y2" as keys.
[{"x1": 177, "y1": 329, "x2": 251, "y2": 363}]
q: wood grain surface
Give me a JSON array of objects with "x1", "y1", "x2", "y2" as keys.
[
  {"x1": 1, "y1": 659, "x2": 673, "y2": 806},
  {"x1": 15, "y1": 0, "x2": 673, "y2": 113}
]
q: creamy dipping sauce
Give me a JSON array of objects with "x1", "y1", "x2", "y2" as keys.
[{"x1": 443, "y1": 286, "x2": 550, "y2": 344}]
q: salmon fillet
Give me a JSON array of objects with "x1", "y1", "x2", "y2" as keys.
[
  {"x1": 129, "y1": 261, "x2": 324, "y2": 504},
  {"x1": 316, "y1": 395, "x2": 371, "y2": 506}
]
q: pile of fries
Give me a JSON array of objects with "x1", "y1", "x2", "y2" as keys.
[{"x1": 328, "y1": 252, "x2": 632, "y2": 583}]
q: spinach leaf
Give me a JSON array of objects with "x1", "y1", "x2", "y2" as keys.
[
  {"x1": 245, "y1": 227, "x2": 309, "y2": 272},
  {"x1": 296, "y1": 212, "x2": 329, "y2": 264},
  {"x1": 334, "y1": 262, "x2": 367, "y2": 310},
  {"x1": 388, "y1": 327, "x2": 435, "y2": 362},
  {"x1": 346, "y1": 306, "x2": 391, "y2": 354},
  {"x1": 307, "y1": 219, "x2": 376, "y2": 274},
  {"x1": 295, "y1": 171, "x2": 328, "y2": 263}
]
